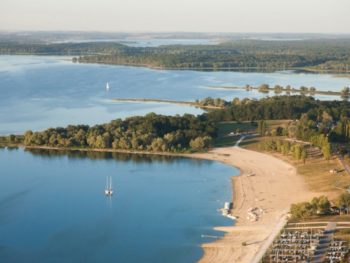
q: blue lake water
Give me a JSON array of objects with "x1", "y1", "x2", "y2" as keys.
[
  {"x1": 0, "y1": 55, "x2": 350, "y2": 134},
  {"x1": 0, "y1": 148, "x2": 236, "y2": 263}
]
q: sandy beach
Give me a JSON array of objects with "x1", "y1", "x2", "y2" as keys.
[{"x1": 191, "y1": 146, "x2": 320, "y2": 263}]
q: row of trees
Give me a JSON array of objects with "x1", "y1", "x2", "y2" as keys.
[
  {"x1": 256, "y1": 84, "x2": 318, "y2": 95},
  {"x1": 21, "y1": 113, "x2": 216, "y2": 152},
  {"x1": 290, "y1": 196, "x2": 331, "y2": 220},
  {"x1": 205, "y1": 96, "x2": 350, "y2": 123},
  {"x1": 196, "y1": 97, "x2": 228, "y2": 108},
  {"x1": 290, "y1": 193, "x2": 350, "y2": 219},
  {"x1": 259, "y1": 139, "x2": 308, "y2": 163}
]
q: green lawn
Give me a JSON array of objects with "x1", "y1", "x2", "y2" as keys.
[
  {"x1": 213, "y1": 121, "x2": 257, "y2": 147},
  {"x1": 213, "y1": 120, "x2": 290, "y2": 148}
]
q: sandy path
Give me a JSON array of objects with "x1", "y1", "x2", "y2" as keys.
[{"x1": 191, "y1": 146, "x2": 319, "y2": 263}]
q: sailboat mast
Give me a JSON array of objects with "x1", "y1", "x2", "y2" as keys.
[{"x1": 110, "y1": 176, "x2": 112, "y2": 189}]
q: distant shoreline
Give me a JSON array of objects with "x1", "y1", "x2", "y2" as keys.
[
  {"x1": 1, "y1": 54, "x2": 350, "y2": 75},
  {"x1": 207, "y1": 85, "x2": 347, "y2": 97}
]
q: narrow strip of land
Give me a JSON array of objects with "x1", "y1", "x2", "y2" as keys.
[
  {"x1": 207, "y1": 85, "x2": 346, "y2": 97},
  {"x1": 111, "y1": 98, "x2": 223, "y2": 109}
]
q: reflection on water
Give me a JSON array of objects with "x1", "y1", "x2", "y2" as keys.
[{"x1": 25, "y1": 148, "x2": 201, "y2": 165}]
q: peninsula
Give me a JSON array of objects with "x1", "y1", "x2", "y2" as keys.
[{"x1": 2, "y1": 95, "x2": 350, "y2": 262}]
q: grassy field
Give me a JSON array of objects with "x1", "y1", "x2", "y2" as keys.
[
  {"x1": 213, "y1": 120, "x2": 290, "y2": 147},
  {"x1": 297, "y1": 157, "x2": 349, "y2": 193},
  {"x1": 213, "y1": 121, "x2": 257, "y2": 147},
  {"x1": 214, "y1": 119, "x2": 350, "y2": 194},
  {"x1": 243, "y1": 137, "x2": 349, "y2": 194}
]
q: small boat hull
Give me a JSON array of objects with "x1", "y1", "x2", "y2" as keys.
[{"x1": 105, "y1": 189, "x2": 113, "y2": 196}]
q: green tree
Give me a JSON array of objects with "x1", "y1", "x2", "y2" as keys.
[
  {"x1": 189, "y1": 137, "x2": 205, "y2": 151},
  {"x1": 290, "y1": 202, "x2": 314, "y2": 220},
  {"x1": 337, "y1": 193, "x2": 350, "y2": 214},
  {"x1": 311, "y1": 196, "x2": 331, "y2": 215},
  {"x1": 322, "y1": 141, "x2": 332, "y2": 160},
  {"x1": 301, "y1": 148, "x2": 308, "y2": 164}
]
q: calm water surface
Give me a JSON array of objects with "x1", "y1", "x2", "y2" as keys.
[
  {"x1": 0, "y1": 55, "x2": 350, "y2": 134},
  {"x1": 0, "y1": 148, "x2": 236, "y2": 263}
]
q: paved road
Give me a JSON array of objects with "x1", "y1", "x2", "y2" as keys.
[{"x1": 250, "y1": 213, "x2": 289, "y2": 263}]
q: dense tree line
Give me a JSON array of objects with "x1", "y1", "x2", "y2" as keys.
[
  {"x1": 21, "y1": 113, "x2": 215, "y2": 152},
  {"x1": 1, "y1": 39, "x2": 350, "y2": 71},
  {"x1": 75, "y1": 39, "x2": 350, "y2": 71},
  {"x1": 290, "y1": 196, "x2": 331, "y2": 219},
  {"x1": 3, "y1": 96, "x2": 350, "y2": 156},
  {"x1": 291, "y1": 193, "x2": 350, "y2": 219},
  {"x1": 205, "y1": 96, "x2": 350, "y2": 123},
  {"x1": 196, "y1": 97, "x2": 229, "y2": 108},
  {"x1": 259, "y1": 139, "x2": 309, "y2": 162}
]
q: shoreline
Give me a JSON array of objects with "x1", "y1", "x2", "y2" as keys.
[
  {"x1": 207, "y1": 85, "x2": 347, "y2": 98},
  {"x1": 21, "y1": 144, "x2": 322, "y2": 263},
  {"x1": 110, "y1": 98, "x2": 223, "y2": 110},
  {"x1": 75, "y1": 60, "x2": 350, "y2": 74},
  {"x1": 191, "y1": 147, "x2": 322, "y2": 263}
]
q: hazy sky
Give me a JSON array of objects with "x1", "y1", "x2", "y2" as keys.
[{"x1": 1, "y1": 0, "x2": 350, "y2": 33}]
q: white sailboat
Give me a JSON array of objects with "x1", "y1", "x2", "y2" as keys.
[
  {"x1": 105, "y1": 176, "x2": 113, "y2": 196},
  {"x1": 106, "y1": 82, "x2": 110, "y2": 91}
]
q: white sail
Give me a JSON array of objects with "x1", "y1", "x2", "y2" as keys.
[
  {"x1": 105, "y1": 176, "x2": 113, "y2": 196},
  {"x1": 106, "y1": 82, "x2": 110, "y2": 91}
]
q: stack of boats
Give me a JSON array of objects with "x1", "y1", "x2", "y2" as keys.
[{"x1": 221, "y1": 202, "x2": 236, "y2": 220}]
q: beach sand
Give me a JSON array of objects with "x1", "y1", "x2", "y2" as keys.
[{"x1": 191, "y1": 146, "x2": 321, "y2": 263}]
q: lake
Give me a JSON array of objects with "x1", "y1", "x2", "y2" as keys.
[
  {"x1": 0, "y1": 148, "x2": 236, "y2": 263},
  {"x1": 1, "y1": 55, "x2": 349, "y2": 262},
  {"x1": 0, "y1": 55, "x2": 350, "y2": 134}
]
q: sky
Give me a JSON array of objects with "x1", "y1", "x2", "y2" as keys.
[{"x1": 1, "y1": 0, "x2": 350, "y2": 33}]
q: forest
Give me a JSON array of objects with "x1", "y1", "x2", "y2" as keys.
[
  {"x1": 17, "y1": 113, "x2": 215, "y2": 152},
  {"x1": 1, "y1": 39, "x2": 350, "y2": 71},
  {"x1": 2, "y1": 96, "x2": 350, "y2": 154},
  {"x1": 205, "y1": 95, "x2": 350, "y2": 124}
]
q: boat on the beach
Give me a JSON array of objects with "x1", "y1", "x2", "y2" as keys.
[
  {"x1": 221, "y1": 202, "x2": 235, "y2": 219},
  {"x1": 105, "y1": 176, "x2": 113, "y2": 196}
]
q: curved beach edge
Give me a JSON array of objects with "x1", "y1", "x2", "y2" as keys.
[
  {"x1": 22, "y1": 144, "x2": 321, "y2": 262},
  {"x1": 191, "y1": 146, "x2": 322, "y2": 263}
]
